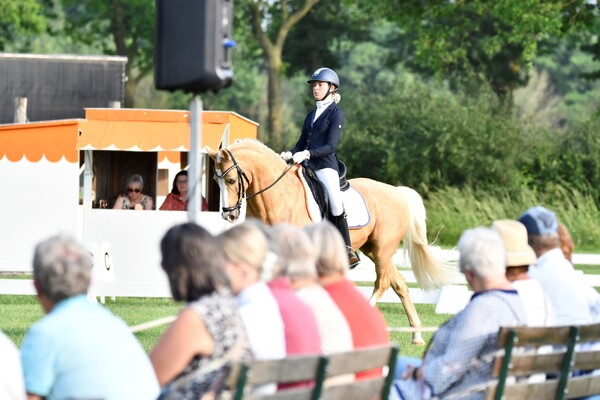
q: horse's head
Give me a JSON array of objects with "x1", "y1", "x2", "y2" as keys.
[{"x1": 206, "y1": 145, "x2": 248, "y2": 222}]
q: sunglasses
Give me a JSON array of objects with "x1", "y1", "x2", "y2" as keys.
[{"x1": 127, "y1": 188, "x2": 141, "y2": 193}]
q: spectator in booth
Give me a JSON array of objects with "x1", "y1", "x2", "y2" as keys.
[
  {"x1": 0, "y1": 330, "x2": 25, "y2": 400},
  {"x1": 151, "y1": 223, "x2": 249, "y2": 399},
  {"x1": 518, "y1": 206, "x2": 599, "y2": 325},
  {"x1": 159, "y1": 170, "x2": 209, "y2": 211},
  {"x1": 390, "y1": 227, "x2": 527, "y2": 400},
  {"x1": 303, "y1": 220, "x2": 389, "y2": 380},
  {"x1": 492, "y1": 219, "x2": 556, "y2": 327},
  {"x1": 217, "y1": 221, "x2": 286, "y2": 394},
  {"x1": 20, "y1": 234, "x2": 159, "y2": 400},
  {"x1": 112, "y1": 173, "x2": 154, "y2": 210}
]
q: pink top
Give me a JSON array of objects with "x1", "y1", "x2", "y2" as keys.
[
  {"x1": 268, "y1": 277, "x2": 322, "y2": 356},
  {"x1": 324, "y1": 278, "x2": 390, "y2": 380},
  {"x1": 159, "y1": 193, "x2": 209, "y2": 211},
  {"x1": 268, "y1": 277, "x2": 322, "y2": 389}
]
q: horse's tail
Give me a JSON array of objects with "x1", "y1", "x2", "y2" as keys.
[{"x1": 397, "y1": 186, "x2": 457, "y2": 290}]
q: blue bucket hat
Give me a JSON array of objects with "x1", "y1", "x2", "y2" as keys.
[{"x1": 518, "y1": 206, "x2": 558, "y2": 235}]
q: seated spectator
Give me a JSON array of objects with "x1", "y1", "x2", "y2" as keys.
[
  {"x1": 273, "y1": 223, "x2": 353, "y2": 385},
  {"x1": 519, "y1": 206, "x2": 599, "y2": 325},
  {"x1": 304, "y1": 221, "x2": 389, "y2": 380},
  {"x1": 20, "y1": 234, "x2": 159, "y2": 400},
  {"x1": 274, "y1": 223, "x2": 353, "y2": 357},
  {"x1": 267, "y1": 224, "x2": 322, "y2": 355},
  {"x1": 492, "y1": 219, "x2": 556, "y2": 327},
  {"x1": 112, "y1": 173, "x2": 154, "y2": 210},
  {"x1": 0, "y1": 330, "x2": 25, "y2": 400},
  {"x1": 217, "y1": 221, "x2": 286, "y2": 394},
  {"x1": 151, "y1": 223, "x2": 249, "y2": 399},
  {"x1": 159, "y1": 170, "x2": 208, "y2": 211},
  {"x1": 390, "y1": 227, "x2": 527, "y2": 400},
  {"x1": 557, "y1": 222, "x2": 574, "y2": 263}
]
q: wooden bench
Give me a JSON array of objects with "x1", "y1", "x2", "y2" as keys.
[
  {"x1": 225, "y1": 344, "x2": 399, "y2": 400},
  {"x1": 484, "y1": 323, "x2": 600, "y2": 400}
]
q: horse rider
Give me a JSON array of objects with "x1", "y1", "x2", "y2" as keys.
[{"x1": 280, "y1": 67, "x2": 360, "y2": 267}]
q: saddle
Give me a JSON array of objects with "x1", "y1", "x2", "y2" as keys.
[{"x1": 301, "y1": 160, "x2": 350, "y2": 220}]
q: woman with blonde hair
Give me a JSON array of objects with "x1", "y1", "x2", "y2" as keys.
[{"x1": 217, "y1": 220, "x2": 285, "y2": 394}]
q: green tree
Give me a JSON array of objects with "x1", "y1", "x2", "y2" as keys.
[
  {"x1": 372, "y1": 1, "x2": 566, "y2": 99},
  {"x1": 242, "y1": 0, "x2": 321, "y2": 150},
  {"x1": 0, "y1": 0, "x2": 47, "y2": 50},
  {"x1": 60, "y1": 0, "x2": 154, "y2": 107}
]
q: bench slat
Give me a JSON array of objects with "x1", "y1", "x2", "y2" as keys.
[
  {"x1": 242, "y1": 355, "x2": 322, "y2": 386},
  {"x1": 486, "y1": 374, "x2": 600, "y2": 400},
  {"x1": 325, "y1": 345, "x2": 395, "y2": 375},
  {"x1": 227, "y1": 344, "x2": 398, "y2": 400},
  {"x1": 321, "y1": 378, "x2": 385, "y2": 400},
  {"x1": 492, "y1": 350, "x2": 600, "y2": 377}
]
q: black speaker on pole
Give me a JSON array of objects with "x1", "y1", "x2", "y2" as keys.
[{"x1": 155, "y1": 0, "x2": 234, "y2": 93}]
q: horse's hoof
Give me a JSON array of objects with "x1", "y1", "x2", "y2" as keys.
[{"x1": 411, "y1": 333, "x2": 426, "y2": 346}]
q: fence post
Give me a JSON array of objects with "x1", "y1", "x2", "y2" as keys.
[{"x1": 14, "y1": 97, "x2": 27, "y2": 123}]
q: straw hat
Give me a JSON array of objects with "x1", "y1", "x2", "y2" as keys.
[{"x1": 491, "y1": 219, "x2": 537, "y2": 267}]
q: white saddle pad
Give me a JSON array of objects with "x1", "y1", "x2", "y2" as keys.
[{"x1": 299, "y1": 169, "x2": 370, "y2": 228}]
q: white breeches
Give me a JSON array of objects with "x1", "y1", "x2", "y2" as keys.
[{"x1": 316, "y1": 168, "x2": 343, "y2": 216}]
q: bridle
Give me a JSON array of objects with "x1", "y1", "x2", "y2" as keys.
[{"x1": 214, "y1": 149, "x2": 295, "y2": 214}]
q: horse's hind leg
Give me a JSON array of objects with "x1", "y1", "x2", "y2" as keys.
[{"x1": 372, "y1": 257, "x2": 425, "y2": 345}]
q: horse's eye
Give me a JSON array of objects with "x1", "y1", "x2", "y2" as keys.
[{"x1": 227, "y1": 178, "x2": 236, "y2": 185}]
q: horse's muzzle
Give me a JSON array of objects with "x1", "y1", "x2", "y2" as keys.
[{"x1": 222, "y1": 209, "x2": 240, "y2": 223}]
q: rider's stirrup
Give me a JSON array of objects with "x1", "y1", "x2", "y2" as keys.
[{"x1": 347, "y1": 246, "x2": 360, "y2": 269}]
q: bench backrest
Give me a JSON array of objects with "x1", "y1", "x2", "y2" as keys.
[
  {"x1": 484, "y1": 323, "x2": 600, "y2": 400},
  {"x1": 227, "y1": 344, "x2": 399, "y2": 400}
]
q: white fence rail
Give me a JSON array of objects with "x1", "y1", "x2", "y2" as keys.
[{"x1": 1, "y1": 249, "x2": 599, "y2": 314}]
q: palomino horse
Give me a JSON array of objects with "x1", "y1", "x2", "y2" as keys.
[{"x1": 207, "y1": 139, "x2": 455, "y2": 344}]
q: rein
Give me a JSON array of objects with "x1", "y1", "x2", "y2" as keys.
[{"x1": 214, "y1": 149, "x2": 295, "y2": 213}]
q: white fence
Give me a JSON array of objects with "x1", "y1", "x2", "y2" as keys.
[
  {"x1": 349, "y1": 249, "x2": 600, "y2": 314},
  {"x1": 1, "y1": 248, "x2": 599, "y2": 315}
]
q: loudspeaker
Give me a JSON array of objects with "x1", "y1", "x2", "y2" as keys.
[{"x1": 155, "y1": 0, "x2": 234, "y2": 93}]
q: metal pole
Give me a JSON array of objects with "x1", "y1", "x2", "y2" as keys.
[{"x1": 188, "y1": 95, "x2": 203, "y2": 223}]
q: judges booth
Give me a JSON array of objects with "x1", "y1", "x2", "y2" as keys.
[{"x1": 0, "y1": 108, "x2": 258, "y2": 297}]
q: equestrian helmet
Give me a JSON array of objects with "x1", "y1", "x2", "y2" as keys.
[{"x1": 307, "y1": 68, "x2": 340, "y2": 89}]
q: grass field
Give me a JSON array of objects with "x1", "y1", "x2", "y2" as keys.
[
  {"x1": 0, "y1": 293, "x2": 450, "y2": 359},
  {"x1": 1, "y1": 262, "x2": 597, "y2": 359}
]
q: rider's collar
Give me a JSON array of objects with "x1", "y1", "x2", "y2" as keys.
[{"x1": 316, "y1": 98, "x2": 334, "y2": 109}]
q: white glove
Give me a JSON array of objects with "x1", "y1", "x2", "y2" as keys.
[
  {"x1": 292, "y1": 150, "x2": 310, "y2": 164},
  {"x1": 280, "y1": 151, "x2": 292, "y2": 161}
]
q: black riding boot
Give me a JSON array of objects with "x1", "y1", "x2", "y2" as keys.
[{"x1": 332, "y1": 213, "x2": 360, "y2": 269}]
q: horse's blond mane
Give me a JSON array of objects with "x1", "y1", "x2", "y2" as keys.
[{"x1": 229, "y1": 138, "x2": 279, "y2": 158}]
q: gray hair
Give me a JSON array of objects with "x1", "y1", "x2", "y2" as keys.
[
  {"x1": 303, "y1": 221, "x2": 348, "y2": 277},
  {"x1": 458, "y1": 227, "x2": 506, "y2": 279},
  {"x1": 270, "y1": 223, "x2": 317, "y2": 281},
  {"x1": 126, "y1": 174, "x2": 144, "y2": 189},
  {"x1": 217, "y1": 221, "x2": 269, "y2": 273},
  {"x1": 33, "y1": 234, "x2": 92, "y2": 302}
]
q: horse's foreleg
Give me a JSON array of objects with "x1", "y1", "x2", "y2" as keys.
[{"x1": 372, "y1": 259, "x2": 425, "y2": 345}]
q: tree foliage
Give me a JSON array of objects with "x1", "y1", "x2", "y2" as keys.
[
  {"x1": 60, "y1": 0, "x2": 155, "y2": 107},
  {"x1": 0, "y1": 0, "x2": 47, "y2": 51},
  {"x1": 372, "y1": 1, "x2": 567, "y2": 98}
]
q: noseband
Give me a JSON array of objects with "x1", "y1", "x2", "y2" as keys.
[{"x1": 214, "y1": 149, "x2": 294, "y2": 214}]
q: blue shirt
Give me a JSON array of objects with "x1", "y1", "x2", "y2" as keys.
[{"x1": 21, "y1": 295, "x2": 159, "y2": 400}]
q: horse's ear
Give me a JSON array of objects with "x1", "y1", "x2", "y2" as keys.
[{"x1": 204, "y1": 146, "x2": 218, "y2": 160}]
